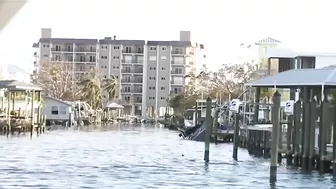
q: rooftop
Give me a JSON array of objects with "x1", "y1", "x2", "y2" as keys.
[
  {"x1": 0, "y1": 80, "x2": 42, "y2": 91},
  {"x1": 255, "y1": 37, "x2": 282, "y2": 45},
  {"x1": 245, "y1": 68, "x2": 336, "y2": 88}
]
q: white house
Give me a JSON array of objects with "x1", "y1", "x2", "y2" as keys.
[{"x1": 43, "y1": 96, "x2": 72, "y2": 121}]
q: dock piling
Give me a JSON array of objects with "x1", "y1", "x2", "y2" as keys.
[
  {"x1": 293, "y1": 100, "x2": 302, "y2": 167},
  {"x1": 233, "y1": 112, "x2": 240, "y2": 160},
  {"x1": 308, "y1": 98, "x2": 317, "y2": 170},
  {"x1": 286, "y1": 115, "x2": 293, "y2": 165},
  {"x1": 204, "y1": 97, "x2": 212, "y2": 162},
  {"x1": 302, "y1": 87, "x2": 310, "y2": 170},
  {"x1": 270, "y1": 91, "x2": 281, "y2": 184}
]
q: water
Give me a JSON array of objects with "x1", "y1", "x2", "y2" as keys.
[{"x1": 0, "y1": 124, "x2": 335, "y2": 189}]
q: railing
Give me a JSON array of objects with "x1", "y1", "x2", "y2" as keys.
[
  {"x1": 121, "y1": 59, "x2": 143, "y2": 63},
  {"x1": 170, "y1": 81, "x2": 184, "y2": 85},
  {"x1": 120, "y1": 79, "x2": 143, "y2": 83},
  {"x1": 122, "y1": 50, "x2": 144, "y2": 54},
  {"x1": 120, "y1": 89, "x2": 143, "y2": 93},
  {"x1": 121, "y1": 69, "x2": 143, "y2": 74},
  {"x1": 171, "y1": 50, "x2": 184, "y2": 55},
  {"x1": 171, "y1": 60, "x2": 184, "y2": 65},
  {"x1": 134, "y1": 100, "x2": 142, "y2": 103},
  {"x1": 171, "y1": 71, "x2": 184, "y2": 75}
]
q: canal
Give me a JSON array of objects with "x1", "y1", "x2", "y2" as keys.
[{"x1": 0, "y1": 124, "x2": 334, "y2": 188}]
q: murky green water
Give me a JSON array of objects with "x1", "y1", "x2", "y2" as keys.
[{"x1": 0, "y1": 124, "x2": 334, "y2": 188}]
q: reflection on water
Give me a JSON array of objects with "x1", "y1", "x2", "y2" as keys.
[{"x1": 0, "y1": 123, "x2": 335, "y2": 188}]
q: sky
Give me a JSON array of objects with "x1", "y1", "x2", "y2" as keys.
[{"x1": 1, "y1": 0, "x2": 336, "y2": 72}]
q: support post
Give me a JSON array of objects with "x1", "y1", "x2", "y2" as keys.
[
  {"x1": 213, "y1": 107, "x2": 219, "y2": 145},
  {"x1": 253, "y1": 87, "x2": 261, "y2": 123},
  {"x1": 270, "y1": 91, "x2": 281, "y2": 184},
  {"x1": 286, "y1": 115, "x2": 293, "y2": 165},
  {"x1": 30, "y1": 90, "x2": 35, "y2": 137},
  {"x1": 233, "y1": 112, "x2": 240, "y2": 160},
  {"x1": 204, "y1": 97, "x2": 212, "y2": 162},
  {"x1": 308, "y1": 97, "x2": 317, "y2": 170},
  {"x1": 302, "y1": 87, "x2": 310, "y2": 170},
  {"x1": 293, "y1": 100, "x2": 302, "y2": 166},
  {"x1": 6, "y1": 91, "x2": 11, "y2": 136}
]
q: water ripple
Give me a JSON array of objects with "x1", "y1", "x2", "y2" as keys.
[{"x1": 0, "y1": 124, "x2": 333, "y2": 188}]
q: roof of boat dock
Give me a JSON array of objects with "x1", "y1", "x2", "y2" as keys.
[
  {"x1": 246, "y1": 67, "x2": 336, "y2": 88},
  {"x1": 0, "y1": 80, "x2": 42, "y2": 91}
]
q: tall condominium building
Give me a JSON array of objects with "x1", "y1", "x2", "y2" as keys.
[{"x1": 33, "y1": 28, "x2": 205, "y2": 117}]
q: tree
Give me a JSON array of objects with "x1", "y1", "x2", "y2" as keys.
[
  {"x1": 34, "y1": 61, "x2": 74, "y2": 100},
  {"x1": 76, "y1": 69, "x2": 118, "y2": 110}
]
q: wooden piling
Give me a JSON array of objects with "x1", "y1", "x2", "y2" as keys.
[
  {"x1": 333, "y1": 102, "x2": 336, "y2": 174},
  {"x1": 233, "y1": 112, "x2": 240, "y2": 160},
  {"x1": 302, "y1": 87, "x2": 310, "y2": 170},
  {"x1": 319, "y1": 98, "x2": 331, "y2": 173},
  {"x1": 270, "y1": 91, "x2": 281, "y2": 184},
  {"x1": 213, "y1": 108, "x2": 219, "y2": 144},
  {"x1": 286, "y1": 115, "x2": 293, "y2": 165},
  {"x1": 30, "y1": 90, "x2": 35, "y2": 137},
  {"x1": 204, "y1": 97, "x2": 212, "y2": 162},
  {"x1": 6, "y1": 91, "x2": 11, "y2": 136},
  {"x1": 293, "y1": 100, "x2": 302, "y2": 167},
  {"x1": 308, "y1": 98, "x2": 317, "y2": 170}
]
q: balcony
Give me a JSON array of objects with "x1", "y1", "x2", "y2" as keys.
[
  {"x1": 75, "y1": 46, "x2": 97, "y2": 53},
  {"x1": 120, "y1": 79, "x2": 143, "y2": 84},
  {"x1": 121, "y1": 59, "x2": 143, "y2": 64},
  {"x1": 134, "y1": 99, "x2": 142, "y2": 104},
  {"x1": 171, "y1": 60, "x2": 185, "y2": 65},
  {"x1": 122, "y1": 50, "x2": 144, "y2": 54},
  {"x1": 51, "y1": 48, "x2": 74, "y2": 53},
  {"x1": 120, "y1": 89, "x2": 143, "y2": 93},
  {"x1": 172, "y1": 50, "x2": 185, "y2": 55},
  {"x1": 171, "y1": 71, "x2": 185, "y2": 75},
  {"x1": 121, "y1": 99, "x2": 133, "y2": 105},
  {"x1": 171, "y1": 80, "x2": 184, "y2": 85},
  {"x1": 121, "y1": 69, "x2": 143, "y2": 74}
]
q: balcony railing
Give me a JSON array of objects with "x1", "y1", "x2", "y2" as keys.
[
  {"x1": 171, "y1": 80, "x2": 184, "y2": 85},
  {"x1": 121, "y1": 69, "x2": 143, "y2": 74},
  {"x1": 122, "y1": 50, "x2": 144, "y2": 54},
  {"x1": 134, "y1": 99, "x2": 142, "y2": 103},
  {"x1": 121, "y1": 59, "x2": 143, "y2": 64},
  {"x1": 171, "y1": 60, "x2": 184, "y2": 65},
  {"x1": 120, "y1": 79, "x2": 143, "y2": 83},
  {"x1": 171, "y1": 71, "x2": 184, "y2": 75},
  {"x1": 172, "y1": 50, "x2": 184, "y2": 55},
  {"x1": 121, "y1": 89, "x2": 143, "y2": 93}
]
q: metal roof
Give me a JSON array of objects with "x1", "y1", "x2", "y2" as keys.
[
  {"x1": 255, "y1": 37, "x2": 282, "y2": 45},
  {"x1": 0, "y1": 80, "x2": 42, "y2": 91},
  {"x1": 245, "y1": 68, "x2": 336, "y2": 87}
]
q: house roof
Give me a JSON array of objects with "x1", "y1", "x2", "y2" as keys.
[
  {"x1": 245, "y1": 68, "x2": 336, "y2": 88},
  {"x1": 45, "y1": 96, "x2": 72, "y2": 106},
  {"x1": 255, "y1": 37, "x2": 282, "y2": 45},
  {"x1": 0, "y1": 80, "x2": 42, "y2": 91}
]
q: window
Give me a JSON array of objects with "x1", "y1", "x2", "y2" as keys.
[
  {"x1": 162, "y1": 47, "x2": 167, "y2": 51},
  {"x1": 59, "y1": 106, "x2": 67, "y2": 115},
  {"x1": 150, "y1": 46, "x2": 157, "y2": 50},
  {"x1": 161, "y1": 56, "x2": 167, "y2": 61},
  {"x1": 149, "y1": 77, "x2": 156, "y2": 80},
  {"x1": 161, "y1": 97, "x2": 165, "y2": 100},
  {"x1": 51, "y1": 106, "x2": 58, "y2": 115},
  {"x1": 149, "y1": 97, "x2": 155, "y2": 100},
  {"x1": 149, "y1": 87, "x2": 155, "y2": 90},
  {"x1": 150, "y1": 67, "x2": 156, "y2": 70},
  {"x1": 161, "y1": 67, "x2": 166, "y2": 70},
  {"x1": 43, "y1": 44, "x2": 46, "y2": 47},
  {"x1": 113, "y1": 56, "x2": 119, "y2": 59},
  {"x1": 149, "y1": 56, "x2": 156, "y2": 61},
  {"x1": 101, "y1": 56, "x2": 107, "y2": 59},
  {"x1": 161, "y1": 87, "x2": 165, "y2": 90},
  {"x1": 125, "y1": 47, "x2": 131, "y2": 53},
  {"x1": 114, "y1": 46, "x2": 120, "y2": 49},
  {"x1": 161, "y1": 77, "x2": 166, "y2": 80}
]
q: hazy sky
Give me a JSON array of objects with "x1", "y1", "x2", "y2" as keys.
[{"x1": 1, "y1": 0, "x2": 336, "y2": 71}]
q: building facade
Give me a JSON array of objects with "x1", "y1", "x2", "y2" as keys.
[{"x1": 33, "y1": 28, "x2": 204, "y2": 117}]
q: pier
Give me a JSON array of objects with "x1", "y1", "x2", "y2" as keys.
[{"x1": 234, "y1": 68, "x2": 336, "y2": 179}]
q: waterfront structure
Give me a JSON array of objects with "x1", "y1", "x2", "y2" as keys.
[
  {"x1": 43, "y1": 96, "x2": 73, "y2": 123},
  {"x1": 33, "y1": 29, "x2": 205, "y2": 117}
]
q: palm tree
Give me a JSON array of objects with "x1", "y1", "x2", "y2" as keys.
[
  {"x1": 76, "y1": 70, "x2": 118, "y2": 110},
  {"x1": 102, "y1": 75, "x2": 118, "y2": 102}
]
